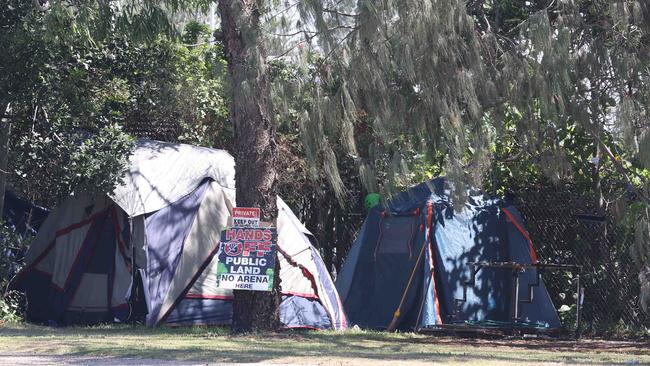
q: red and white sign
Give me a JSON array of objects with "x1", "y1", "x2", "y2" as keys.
[{"x1": 232, "y1": 207, "x2": 260, "y2": 228}]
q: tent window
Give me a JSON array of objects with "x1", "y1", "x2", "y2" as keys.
[{"x1": 377, "y1": 216, "x2": 417, "y2": 254}]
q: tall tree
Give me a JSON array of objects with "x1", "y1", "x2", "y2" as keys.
[
  {"x1": 283, "y1": 1, "x2": 650, "y2": 308},
  {"x1": 218, "y1": 0, "x2": 281, "y2": 332}
]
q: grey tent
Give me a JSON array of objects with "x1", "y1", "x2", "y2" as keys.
[{"x1": 11, "y1": 139, "x2": 347, "y2": 329}]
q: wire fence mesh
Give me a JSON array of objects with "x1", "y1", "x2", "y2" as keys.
[{"x1": 512, "y1": 184, "x2": 649, "y2": 335}]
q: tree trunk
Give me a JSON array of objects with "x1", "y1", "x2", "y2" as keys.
[
  {"x1": 218, "y1": 0, "x2": 281, "y2": 333},
  {"x1": 0, "y1": 103, "x2": 12, "y2": 221}
]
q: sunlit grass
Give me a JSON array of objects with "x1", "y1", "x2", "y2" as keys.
[{"x1": 0, "y1": 323, "x2": 648, "y2": 365}]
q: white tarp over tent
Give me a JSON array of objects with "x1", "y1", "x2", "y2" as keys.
[
  {"x1": 110, "y1": 139, "x2": 235, "y2": 217},
  {"x1": 13, "y1": 139, "x2": 347, "y2": 330}
]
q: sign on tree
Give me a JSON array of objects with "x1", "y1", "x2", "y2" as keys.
[
  {"x1": 232, "y1": 207, "x2": 261, "y2": 228},
  {"x1": 216, "y1": 227, "x2": 277, "y2": 291}
]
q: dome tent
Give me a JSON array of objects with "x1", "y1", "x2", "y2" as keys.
[
  {"x1": 336, "y1": 178, "x2": 559, "y2": 331},
  {"x1": 11, "y1": 139, "x2": 346, "y2": 330}
]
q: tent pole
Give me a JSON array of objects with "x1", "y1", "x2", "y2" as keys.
[
  {"x1": 387, "y1": 242, "x2": 427, "y2": 332},
  {"x1": 413, "y1": 272, "x2": 429, "y2": 332},
  {"x1": 129, "y1": 217, "x2": 136, "y2": 323}
]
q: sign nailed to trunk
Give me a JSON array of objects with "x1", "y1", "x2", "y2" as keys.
[
  {"x1": 216, "y1": 227, "x2": 277, "y2": 291},
  {"x1": 232, "y1": 207, "x2": 261, "y2": 228}
]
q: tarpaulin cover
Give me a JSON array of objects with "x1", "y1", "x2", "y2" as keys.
[
  {"x1": 110, "y1": 139, "x2": 235, "y2": 217},
  {"x1": 154, "y1": 181, "x2": 232, "y2": 325},
  {"x1": 336, "y1": 177, "x2": 561, "y2": 330},
  {"x1": 144, "y1": 179, "x2": 209, "y2": 325}
]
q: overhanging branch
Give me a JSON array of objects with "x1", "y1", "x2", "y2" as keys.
[{"x1": 595, "y1": 135, "x2": 650, "y2": 205}]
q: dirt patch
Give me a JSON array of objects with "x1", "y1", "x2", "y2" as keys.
[
  {"x1": 426, "y1": 337, "x2": 650, "y2": 355},
  {"x1": 0, "y1": 353, "x2": 308, "y2": 366},
  {"x1": 283, "y1": 330, "x2": 650, "y2": 355}
]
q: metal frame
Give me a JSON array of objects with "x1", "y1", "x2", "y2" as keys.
[{"x1": 452, "y1": 261, "x2": 583, "y2": 338}]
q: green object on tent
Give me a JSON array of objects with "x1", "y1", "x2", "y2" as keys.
[{"x1": 364, "y1": 193, "x2": 381, "y2": 210}]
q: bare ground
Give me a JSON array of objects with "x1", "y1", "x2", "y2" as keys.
[{"x1": 0, "y1": 353, "x2": 312, "y2": 366}]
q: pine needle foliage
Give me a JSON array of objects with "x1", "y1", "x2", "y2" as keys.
[{"x1": 266, "y1": 0, "x2": 650, "y2": 308}]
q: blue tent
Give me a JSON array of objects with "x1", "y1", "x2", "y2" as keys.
[
  {"x1": 336, "y1": 178, "x2": 560, "y2": 331},
  {"x1": 3, "y1": 191, "x2": 49, "y2": 235},
  {"x1": 1, "y1": 191, "x2": 49, "y2": 282}
]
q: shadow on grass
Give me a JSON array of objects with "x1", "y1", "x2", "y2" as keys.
[
  {"x1": 39, "y1": 343, "x2": 649, "y2": 365},
  {"x1": 0, "y1": 324, "x2": 230, "y2": 337},
  {"x1": 307, "y1": 331, "x2": 650, "y2": 352},
  {"x1": 1, "y1": 324, "x2": 649, "y2": 365}
]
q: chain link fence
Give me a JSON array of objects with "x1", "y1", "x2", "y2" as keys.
[{"x1": 512, "y1": 184, "x2": 649, "y2": 335}]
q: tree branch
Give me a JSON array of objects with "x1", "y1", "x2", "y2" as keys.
[
  {"x1": 323, "y1": 8, "x2": 358, "y2": 18},
  {"x1": 268, "y1": 25, "x2": 358, "y2": 38},
  {"x1": 595, "y1": 135, "x2": 650, "y2": 205},
  {"x1": 312, "y1": 26, "x2": 359, "y2": 75}
]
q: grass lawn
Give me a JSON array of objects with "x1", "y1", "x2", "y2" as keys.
[{"x1": 0, "y1": 323, "x2": 648, "y2": 365}]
